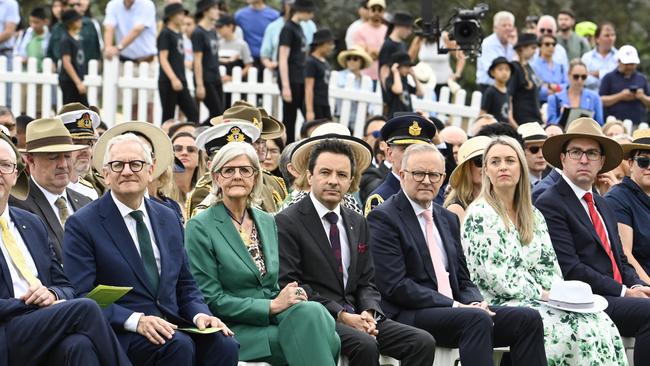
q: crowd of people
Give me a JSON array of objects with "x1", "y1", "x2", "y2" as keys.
[{"x1": 2, "y1": 1, "x2": 650, "y2": 366}]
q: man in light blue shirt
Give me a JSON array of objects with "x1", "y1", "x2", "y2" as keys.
[
  {"x1": 581, "y1": 23, "x2": 618, "y2": 91},
  {"x1": 531, "y1": 15, "x2": 569, "y2": 72},
  {"x1": 475, "y1": 11, "x2": 515, "y2": 91},
  {"x1": 103, "y1": 0, "x2": 157, "y2": 62},
  {"x1": 0, "y1": 0, "x2": 19, "y2": 56}
]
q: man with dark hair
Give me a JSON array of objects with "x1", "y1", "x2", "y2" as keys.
[
  {"x1": 0, "y1": 107, "x2": 15, "y2": 138},
  {"x1": 581, "y1": 22, "x2": 618, "y2": 90},
  {"x1": 14, "y1": 115, "x2": 32, "y2": 149},
  {"x1": 557, "y1": 9, "x2": 590, "y2": 62},
  {"x1": 362, "y1": 115, "x2": 386, "y2": 154},
  {"x1": 277, "y1": 138, "x2": 435, "y2": 366}
]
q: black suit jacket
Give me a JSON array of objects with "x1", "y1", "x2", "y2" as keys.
[
  {"x1": 276, "y1": 195, "x2": 383, "y2": 318},
  {"x1": 367, "y1": 190, "x2": 482, "y2": 321},
  {"x1": 535, "y1": 177, "x2": 644, "y2": 296},
  {"x1": 532, "y1": 168, "x2": 562, "y2": 203},
  {"x1": 359, "y1": 162, "x2": 390, "y2": 204},
  {"x1": 9, "y1": 178, "x2": 92, "y2": 261},
  {"x1": 0, "y1": 207, "x2": 75, "y2": 365}
]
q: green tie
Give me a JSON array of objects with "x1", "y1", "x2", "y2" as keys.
[{"x1": 129, "y1": 210, "x2": 159, "y2": 291}]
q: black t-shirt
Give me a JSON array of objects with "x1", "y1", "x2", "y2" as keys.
[
  {"x1": 378, "y1": 38, "x2": 407, "y2": 69},
  {"x1": 305, "y1": 55, "x2": 331, "y2": 106},
  {"x1": 481, "y1": 85, "x2": 510, "y2": 123},
  {"x1": 157, "y1": 27, "x2": 186, "y2": 82},
  {"x1": 507, "y1": 61, "x2": 542, "y2": 124},
  {"x1": 385, "y1": 74, "x2": 415, "y2": 117},
  {"x1": 279, "y1": 20, "x2": 307, "y2": 84},
  {"x1": 191, "y1": 25, "x2": 221, "y2": 82},
  {"x1": 59, "y1": 31, "x2": 86, "y2": 83}
]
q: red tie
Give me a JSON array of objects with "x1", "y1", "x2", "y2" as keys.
[{"x1": 583, "y1": 192, "x2": 622, "y2": 284}]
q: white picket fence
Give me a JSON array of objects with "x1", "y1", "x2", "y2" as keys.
[{"x1": 0, "y1": 56, "x2": 482, "y2": 139}]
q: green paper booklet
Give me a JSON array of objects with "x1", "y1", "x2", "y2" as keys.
[
  {"x1": 179, "y1": 327, "x2": 223, "y2": 334},
  {"x1": 86, "y1": 285, "x2": 133, "y2": 308}
]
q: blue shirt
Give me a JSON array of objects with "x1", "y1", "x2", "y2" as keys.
[
  {"x1": 547, "y1": 87, "x2": 603, "y2": 125},
  {"x1": 599, "y1": 69, "x2": 650, "y2": 123},
  {"x1": 532, "y1": 44, "x2": 569, "y2": 75},
  {"x1": 234, "y1": 5, "x2": 280, "y2": 58},
  {"x1": 475, "y1": 33, "x2": 515, "y2": 85},
  {"x1": 530, "y1": 57, "x2": 569, "y2": 103},
  {"x1": 605, "y1": 176, "x2": 650, "y2": 275},
  {"x1": 581, "y1": 47, "x2": 618, "y2": 90},
  {"x1": 260, "y1": 17, "x2": 316, "y2": 62}
]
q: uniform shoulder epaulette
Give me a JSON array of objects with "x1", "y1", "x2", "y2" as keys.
[
  {"x1": 364, "y1": 193, "x2": 384, "y2": 217},
  {"x1": 78, "y1": 176, "x2": 94, "y2": 189}
]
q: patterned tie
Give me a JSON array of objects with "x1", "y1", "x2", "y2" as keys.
[
  {"x1": 421, "y1": 210, "x2": 453, "y2": 298},
  {"x1": 0, "y1": 217, "x2": 40, "y2": 286},
  {"x1": 583, "y1": 192, "x2": 622, "y2": 284},
  {"x1": 324, "y1": 212, "x2": 344, "y2": 275},
  {"x1": 54, "y1": 196, "x2": 69, "y2": 226},
  {"x1": 129, "y1": 210, "x2": 160, "y2": 291}
]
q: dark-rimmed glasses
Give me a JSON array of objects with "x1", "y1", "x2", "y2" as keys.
[
  {"x1": 564, "y1": 149, "x2": 602, "y2": 161},
  {"x1": 634, "y1": 156, "x2": 650, "y2": 169},
  {"x1": 404, "y1": 170, "x2": 444, "y2": 183},
  {"x1": 218, "y1": 166, "x2": 257, "y2": 178},
  {"x1": 0, "y1": 161, "x2": 16, "y2": 174},
  {"x1": 106, "y1": 160, "x2": 147, "y2": 173}
]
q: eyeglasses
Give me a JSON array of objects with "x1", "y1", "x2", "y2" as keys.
[
  {"x1": 218, "y1": 165, "x2": 257, "y2": 178},
  {"x1": 471, "y1": 156, "x2": 483, "y2": 168},
  {"x1": 368, "y1": 6, "x2": 384, "y2": 12},
  {"x1": 539, "y1": 28, "x2": 554, "y2": 34},
  {"x1": 173, "y1": 144, "x2": 198, "y2": 154},
  {"x1": 541, "y1": 42, "x2": 556, "y2": 47},
  {"x1": 347, "y1": 56, "x2": 362, "y2": 62},
  {"x1": 0, "y1": 161, "x2": 16, "y2": 174},
  {"x1": 106, "y1": 160, "x2": 147, "y2": 173},
  {"x1": 526, "y1": 145, "x2": 542, "y2": 154},
  {"x1": 404, "y1": 170, "x2": 445, "y2": 183},
  {"x1": 572, "y1": 74, "x2": 588, "y2": 81},
  {"x1": 564, "y1": 149, "x2": 602, "y2": 161},
  {"x1": 634, "y1": 156, "x2": 650, "y2": 169}
]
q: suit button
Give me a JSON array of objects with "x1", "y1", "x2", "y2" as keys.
[{"x1": 156, "y1": 300, "x2": 161, "y2": 306}]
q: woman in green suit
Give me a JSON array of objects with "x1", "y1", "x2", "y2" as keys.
[{"x1": 186, "y1": 141, "x2": 340, "y2": 365}]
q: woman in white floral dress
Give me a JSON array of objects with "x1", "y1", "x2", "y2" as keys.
[{"x1": 461, "y1": 136, "x2": 627, "y2": 365}]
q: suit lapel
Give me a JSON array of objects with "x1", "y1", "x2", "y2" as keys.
[
  {"x1": 146, "y1": 199, "x2": 169, "y2": 296},
  {"x1": 341, "y1": 208, "x2": 358, "y2": 290},
  {"x1": 66, "y1": 189, "x2": 83, "y2": 211},
  {"x1": 0, "y1": 241, "x2": 12, "y2": 297},
  {"x1": 297, "y1": 198, "x2": 345, "y2": 289},
  {"x1": 29, "y1": 179, "x2": 63, "y2": 242},
  {"x1": 212, "y1": 204, "x2": 262, "y2": 282},
  {"x1": 10, "y1": 209, "x2": 49, "y2": 285},
  {"x1": 99, "y1": 195, "x2": 156, "y2": 296},
  {"x1": 396, "y1": 192, "x2": 438, "y2": 284}
]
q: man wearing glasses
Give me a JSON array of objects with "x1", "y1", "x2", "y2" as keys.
[
  {"x1": 63, "y1": 131, "x2": 239, "y2": 366},
  {"x1": 536, "y1": 117, "x2": 650, "y2": 366},
  {"x1": 532, "y1": 15, "x2": 569, "y2": 72},
  {"x1": 517, "y1": 122, "x2": 550, "y2": 186},
  {"x1": 367, "y1": 143, "x2": 547, "y2": 366}
]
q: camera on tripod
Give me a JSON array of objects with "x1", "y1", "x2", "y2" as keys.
[{"x1": 449, "y1": 3, "x2": 489, "y2": 53}]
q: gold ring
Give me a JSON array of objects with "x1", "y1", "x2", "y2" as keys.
[{"x1": 295, "y1": 289, "x2": 303, "y2": 296}]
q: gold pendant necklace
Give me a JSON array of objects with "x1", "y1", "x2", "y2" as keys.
[{"x1": 225, "y1": 205, "x2": 250, "y2": 246}]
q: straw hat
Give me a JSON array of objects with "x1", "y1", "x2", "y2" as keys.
[
  {"x1": 290, "y1": 122, "x2": 372, "y2": 175},
  {"x1": 622, "y1": 128, "x2": 650, "y2": 158},
  {"x1": 25, "y1": 118, "x2": 86, "y2": 154},
  {"x1": 337, "y1": 47, "x2": 373, "y2": 69},
  {"x1": 92, "y1": 121, "x2": 173, "y2": 179},
  {"x1": 539, "y1": 281, "x2": 608, "y2": 314},
  {"x1": 449, "y1": 136, "x2": 492, "y2": 187},
  {"x1": 0, "y1": 131, "x2": 29, "y2": 200},
  {"x1": 542, "y1": 117, "x2": 623, "y2": 173},
  {"x1": 518, "y1": 122, "x2": 547, "y2": 144},
  {"x1": 412, "y1": 62, "x2": 437, "y2": 89}
]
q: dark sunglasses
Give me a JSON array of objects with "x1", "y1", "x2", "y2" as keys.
[
  {"x1": 572, "y1": 74, "x2": 588, "y2": 81},
  {"x1": 347, "y1": 55, "x2": 362, "y2": 61},
  {"x1": 368, "y1": 6, "x2": 384, "y2": 12},
  {"x1": 527, "y1": 145, "x2": 542, "y2": 154},
  {"x1": 471, "y1": 156, "x2": 483, "y2": 168},
  {"x1": 541, "y1": 42, "x2": 556, "y2": 47},
  {"x1": 634, "y1": 156, "x2": 650, "y2": 169},
  {"x1": 539, "y1": 28, "x2": 554, "y2": 34},
  {"x1": 173, "y1": 144, "x2": 198, "y2": 154},
  {"x1": 366, "y1": 130, "x2": 381, "y2": 138}
]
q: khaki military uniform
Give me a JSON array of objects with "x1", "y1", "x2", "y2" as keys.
[{"x1": 84, "y1": 168, "x2": 107, "y2": 197}]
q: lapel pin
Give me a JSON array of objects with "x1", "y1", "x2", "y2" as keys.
[{"x1": 21, "y1": 225, "x2": 26, "y2": 229}]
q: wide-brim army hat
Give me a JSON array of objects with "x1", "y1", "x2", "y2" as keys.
[
  {"x1": 0, "y1": 131, "x2": 29, "y2": 200},
  {"x1": 25, "y1": 117, "x2": 87, "y2": 154}
]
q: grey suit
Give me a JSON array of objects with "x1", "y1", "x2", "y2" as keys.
[{"x1": 9, "y1": 177, "x2": 92, "y2": 261}]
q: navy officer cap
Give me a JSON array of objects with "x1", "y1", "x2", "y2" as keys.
[{"x1": 380, "y1": 113, "x2": 437, "y2": 145}]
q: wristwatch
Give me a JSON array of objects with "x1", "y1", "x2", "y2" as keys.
[{"x1": 117, "y1": 44, "x2": 124, "y2": 52}]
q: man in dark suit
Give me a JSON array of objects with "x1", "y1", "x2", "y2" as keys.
[
  {"x1": 9, "y1": 117, "x2": 92, "y2": 261},
  {"x1": 532, "y1": 167, "x2": 562, "y2": 202},
  {"x1": 536, "y1": 117, "x2": 650, "y2": 365},
  {"x1": 368, "y1": 143, "x2": 547, "y2": 366},
  {"x1": 0, "y1": 134, "x2": 130, "y2": 366},
  {"x1": 277, "y1": 138, "x2": 435, "y2": 366},
  {"x1": 63, "y1": 129, "x2": 239, "y2": 366}
]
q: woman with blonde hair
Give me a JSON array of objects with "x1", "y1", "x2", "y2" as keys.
[
  {"x1": 185, "y1": 142, "x2": 340, "y2": 365},
  {"x1": 461, "y1": 136, "x2": 627, "y2": 365},
  {"x1": 444, "y1": 136, "x2": 491, "y2": 222}
]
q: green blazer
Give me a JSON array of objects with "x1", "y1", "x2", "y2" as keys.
[{"x1": 185, "y1": 202, "x2": 281, "y2": 361}]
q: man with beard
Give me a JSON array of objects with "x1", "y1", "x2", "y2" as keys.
[
  {"x1": 58, "y1": 103, "x2": 103, "y2": 200},
  {"x1": 556, "y1": 9, "x2": 591, "y2": 62}
]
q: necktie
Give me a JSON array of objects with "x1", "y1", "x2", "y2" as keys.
[
  {"x1": 421, "y1": 210, "x2": 453, "y2": 298},
  {"x1": 54, "y1": 196, "x2": 69, "y2": 226},
  {"x1": 129, "y1": 210, "x2": 160, "y2": 291},
  {"x1": 0, "y1": 217, "x2": 40, "y2": 286},
  {"x1": 583, "y1": 192, "x2": 622, "y2": 284},
  {"x1": 324, "y1": 212, "x2": 344, "y2": 275}
]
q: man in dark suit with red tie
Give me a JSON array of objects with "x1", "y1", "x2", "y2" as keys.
[
  {"x1": 536, "y1": 117, "x2": 650, "y2": 365},
  {"x1": 367, "y1": 143, "x2": 547, "y2": 366},
  {"x1": 276, "y1": 137, "x2": 435, "y2": 366}
]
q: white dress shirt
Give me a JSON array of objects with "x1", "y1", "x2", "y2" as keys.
[
  {"x1": 561, "y1": 174, "x2": 627, "y2": 297},
  {"x1": 310, "y1": 192, "x2": 351, "y2": 288},
  {"x1": 67, "y1": 179, "x2": 99, "y2": 200},
  {"x1": 0, "y1": 207, "x2": 38, "y2": 298},
  {"x1": 32, "y1": 179, "x2": 74, "y2": 224}
]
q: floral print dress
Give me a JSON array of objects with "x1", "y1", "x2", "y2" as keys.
[{"x1": 462, "y1": 199, "x2": 627, "y2": 366}]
